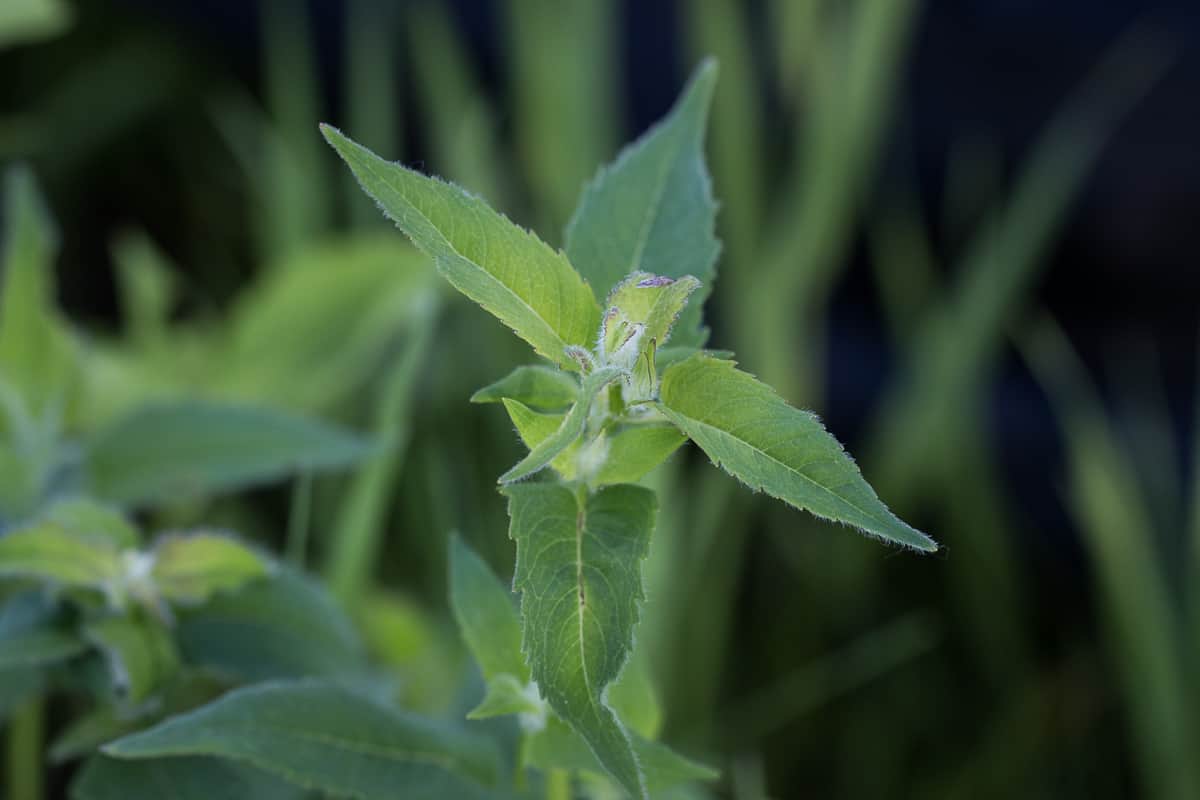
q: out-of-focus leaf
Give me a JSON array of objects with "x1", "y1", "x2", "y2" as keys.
[
  {"x1": 343, "y1": 0, "x2": 400, "y2": 228},
  {"x1": 607, "y1": 649, "x2": 661, "y2": 739},
  {"x1": 72, "y1": 755, "x2": 306, "y2": 800},
  {"x1": 111, "y1": 231, "x2": 176, "y2": 351},
  {"x1": 566, "y1": 61, "x2": 718, "y2": 347},
  {"x1": 322, "y1": 124, "x2": 600, "y2": 368},
  {"x1": 596, "y1": 425, "x2": 687, "y2": 487},
  {"x1": 0, "y1": 664, "x2": 42, "y2": 721},
  {"x1": 84, "y1": 401, "x2": 372, "y2": 507},
  {"x1": 467, "y1": 674, "x2": 544, "y2": 721},
  {"x1": 84, "y1": 615, "x2": 180, "y2": 706},
  {"x1": 151, "y1": 533, "x2": 268, "y2": 605},
  {"x1": 658, "y1": 355, "x2": 936, "y2": 551},
  {"x1": 0, "y1": 591, "x2": 84, "y2": 668},
  {"x1": 0, "y1": 0, "x2": 71, "y2": 49},
  {"x1": 40, "y1": 498, "x2": 140, "y2": 550},
  {"x1": 0, "y1": 522, "x2": 122, "y2": 588},
  {"x1": 176, "y1": 567, "x2": 367, "y2": 682},
  {"x1": 506, "y1": 482, "x2": 657, "y2": 798},
  {"x1": 105, "y1": 681, "x2": 504, "y2": 799},
  {"x1": 449, "y1": 534, "x2": 527, "y2": 683},
  {"x1": 225, "y1": 235, "x2": 433, "y2": 413},
  {"x1": 471, "y1": 365, "x2": 578, "y2": 411}
]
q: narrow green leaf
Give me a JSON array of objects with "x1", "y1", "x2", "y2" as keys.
[
  {"x1": 499, "y1": 366, "x2": 624, "y2": 483},
  {"x1": 506, "y1": 483, "x2": 658, "y2": 798},
  {"x1": 471, "y1": 365, "x2": 579, "y2": 411},
  {"x1": 0, "y1": 522, "x2": 122, "y2": 588},
  {"x1": 84, "y1": 401, "x2": 371, "y2": 507},
  {"x1": 501, "y1": 400, "x2": 579, "y2": 481},
  {"x1": 658, "y1": 355, "x2": 936, "y2": 551},
  {"x1": 525, "y1": 716, "x2": 718, "y2": 795},
  {"x1": 40, "y1": 498, "x2": 140, "y2": 550},
  {"x1": 72, "y1": 755, "x2": 305, "y2": 800},
  {"x1": 176, "y1": 567, "x2": 367, "y2": 682},
  {"x1": 84, "y1": 615, "x2": 180, "y2": 705},
  {"x1": 565, "y1": 60, "x2": 719, "y2": 347},
  {"x1": 449, "y1": 534, "x2": 527, "y2": 682},
  {"x1": 104, "y1": 680, "x2": 503, "y2": 799},
  {"x1": 466, "y1": 674, "x2": 544, "y2": 721},
  {"x1": 322, "y1": 124, "x2": 601, "y2": 368},
  {"x1": 151, "y1": 533, "x2": 268, "y2": 605},
  {"x1": 111, "y1": 231, "x2": 176, "y2": 350}
]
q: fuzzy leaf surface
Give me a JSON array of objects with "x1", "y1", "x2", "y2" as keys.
[
  {"x1": 506, "y1": 483, "x2": 657, "y2": 798},
  {"x1": 499, "y1": 365, "x2": 623, "y2": 483},
  {"x1": 84, "y1": 401, "x2": 371, "y2": 507},
  {"x1": 657, "y1": 355, "x2": 936, "y2": 551},
  {"x1": 605, "y1": 272, "x2": 701, "y2": 350},
  {"x1": 322, "y1": 124, "x2": 600, "y2": 368},
  {"x1": 565, "y1": 61, "x2": 719, "y2": 347},
  {"x1": 471, "y1": 365, "x2": 578, "y2": 412},
  {"x1": 104, "y1": 680, "x2": 503, "y2": 800}
]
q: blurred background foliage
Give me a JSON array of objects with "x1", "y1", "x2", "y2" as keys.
[{"x1": 1, "y1": 0, "x2": 1199, "y2": 797}]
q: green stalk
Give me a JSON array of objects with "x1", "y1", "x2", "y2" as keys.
[
  {"x1": 285, "y1": 471, "x2": 313, "y2": 568},
  {"x1": 544, "y1": 768, "x2": 571, "y2": 800},
  {"x1": 7, "y1": 696, "x2": 44, "y2": 800}
]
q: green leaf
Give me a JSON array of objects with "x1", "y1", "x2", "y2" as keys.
[
  {"x1": 499, "y1": 365, "x2": 624, "y2": 483},
  {"x1": 501, "y1": 400, "x2": 580, "y2": 481},
  {"x1": 72, "y1": 755, "x2": 305, "y2": 800},
  {"x1": 506, "y1": 483, "x2": 658, "y2": 799},
  {"x1": 525, "y1": 716, "x2": 718, "y2": 796},
  {"x1": 607, "y1": 649, "x2": 661, "y2": 740},
  {"x1": 40, "y1": 498, "x2": 140, "y2": 550},
  {"x1": 471, "y1": 365, "x2": 578, "y2": 412},
  {"x1": 104, "y1": 680, "x2": 504, "y2": 800},
  {"x1": 0, "y1": 0, "x2": 72, "y2": 49},
  {"x1": 176, "y1": 567, "x2": 367, "y2": 682},
  {"x1": 151, "y1": 533, "x2": 268, "y2": 605},
  {"x1": 449, "y1": 534, "x2": 527, "y2": 683},
  {"x1": 84, "y1": 401, "x2": 372, "y2": 507},
  {"x1": 604, "y1": 272, "x2": 702, "y2": 352},
  {"x1": 657, "y1": 355, "x2": 936, "y2": 551},
  {"x1": 0, "y1": 592, "x2": 84, "y2": 668},
  {"x1": 84, "y1": 615, "x2": 180, "y2": 706},
  {"x1": 0, "y1": 665, "x2": 42, "y2": 721},
  {"x1": 466, "y1": 674, "x2": 544, "y2": 721},
  {"x1": 322, "y1": 124, "x2": 601, "y2": 368},
  {"x1": 565, "y1": 60, "x2": 719, "y2": 348},
  {"x1": 0, "y1": 166, "x2": 76, "y2": 418},
  {"x1": 0, "y1": 522, "x2": 122, "y2": 588}
]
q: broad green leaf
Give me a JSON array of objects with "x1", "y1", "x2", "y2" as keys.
[
  {"x1": 40, "y1": 498, "x2": 140, "y2": 550},
  {"x1": 84, "y1": 401, "x2": 372, "y2": 507},
  {"x1": 322, "y1": 124, "x2": 601, "y2": 368},
  {"x1": 176, "y1": 567, "x2": 367, "y2": 681},
  {"x1": 151, "y1": 533, "x2": 268, "y2": 605},
  {"x1": 0, "y1": 591, "x2": 85, "y2": 668},
  {"x1": 658, "y1": 355, "x2": 936, "y2": 551},
  {"x1": 73, "y1": 755, "x2": 305, "y2": 800},
  {"x1": 499, "y1": 365, "x2": 624, "y2": 483},
  {"x1": 604, "y1": 272, "x2": 702, "y2": 352},
  {"x1": 84, "y1": 615, "x2": 180, "y2": 705},
  {"x1": 0, "y1": 523, "x2": 122, "y2": 588},
  {"x1": 449, "y1": 534, "x2": 527, "y2": 682},
  {"x1": 565, "y1": 60, "x2": 719, "y2": 348},
  {"x1": 0, "y1": 0, "x2": 72, "y2": 49},
  {"x1": 0, "y1": 166, "x2": 76, "y2": 418},
  {"x1": 466, "y1": 674, "x2": 544, "y2": 721},
  {"x1": 471, "y1": 365, "x2": 578, "y2": 411},
  {"x1": 105, "y1": 680, "x2": 503, "y2": 800},
  {"x1": 525, "y1": 716, "x2": 718, "y2": 795},
  {"x1": 506, "y1": 483, "x2": 658, "y2": 798}
]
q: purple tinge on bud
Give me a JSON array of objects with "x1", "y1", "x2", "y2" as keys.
[{"x1": 636, "y1": 276, "x2": 675, "y2": 288}]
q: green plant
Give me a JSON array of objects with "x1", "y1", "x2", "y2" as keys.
[{"x1": 323, "y1": 59, "x2": 934, "y2": 799}]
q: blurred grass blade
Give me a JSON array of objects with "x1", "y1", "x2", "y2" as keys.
[
  {"x1": 506, "y1": 0, "x2": 618, "y2": 234},
  {"x1": 0, "y1": 0, "x2": 71, "y2": 49},
  {"x1": 343, "y1": 0, "x2": 401, "y2": 228},
  {"x1": 326, "y1": 301, "x2": 437, "y2": 607},
  {"x1": 111, "y1": 231, "x2": 177, "y2": 352},
  {"x1": 1020, "y1": 317, "x2": 1200, "y2": 800}
]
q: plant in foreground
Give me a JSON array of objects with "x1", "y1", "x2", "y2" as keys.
[{"x1": 325, "y1": 59, "x2": 935, "y2": 798}]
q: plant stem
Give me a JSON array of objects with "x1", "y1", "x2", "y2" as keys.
[
  {"x1": 7, "y1": 696, "x2": 44, "y2": 800},
  {"x1": 285, "y1": 471, "x2": 313, "y2": 568},
  {"x1": 545, "y1": 768, "x2": 571, "y2": 800}
]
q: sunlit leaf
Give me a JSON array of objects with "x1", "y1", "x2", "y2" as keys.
[
  {"x1": 84, "y1": 614, "x2": 180, "y2": 705},
  {"x1": 151, "y1": 533, "x2": 268, "y2": 605},
  {"x1": 471, "y1": 365, "x2": 578, "y2": 412}
]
